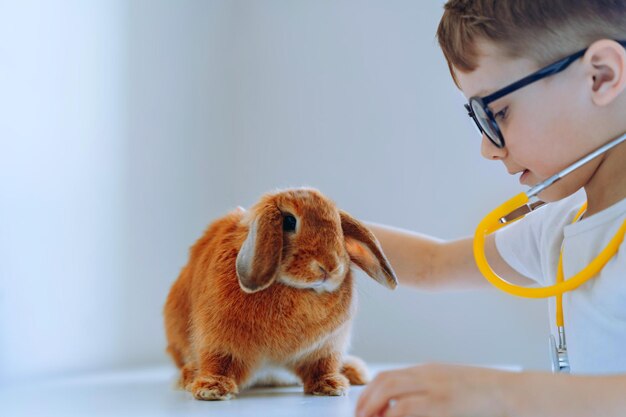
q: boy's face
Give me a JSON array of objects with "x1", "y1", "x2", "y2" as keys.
[{"x1": 455, "y1": 40, "x2": 607, "y2": 202}]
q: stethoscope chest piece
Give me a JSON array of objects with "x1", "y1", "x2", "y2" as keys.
[{"x1": 549, "y1": 333, "x2": 570, "y2": 374}]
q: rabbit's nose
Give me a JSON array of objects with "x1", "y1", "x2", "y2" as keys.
[
  {"x1": 313, "y1": 259, "x2": 342, "y2": 279},
  {"x1": 318, "y1": 265, "x2": 329, "y2": 280}
]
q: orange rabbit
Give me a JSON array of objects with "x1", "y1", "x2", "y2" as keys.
[{"x1": 163, "y1": 187, "x2": 398, "y2": 400}]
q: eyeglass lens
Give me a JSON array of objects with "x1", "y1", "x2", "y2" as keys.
[{"x1": 470, "y1": 100, "x2": 503, "y2": 147}]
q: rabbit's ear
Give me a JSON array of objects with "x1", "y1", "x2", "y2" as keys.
[
  {"x1": 340, "y1": 210, "x2": 398, "y2": 289},
  {"x1": 236, "y1": 203, "x2": 283, "y2": 293}
]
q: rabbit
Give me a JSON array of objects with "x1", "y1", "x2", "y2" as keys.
[{"x1": 163, "y1": 187, "x2": 398, "y2": 400}]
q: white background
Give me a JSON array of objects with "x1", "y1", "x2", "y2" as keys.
[{"x1": 0, "y1": 0, "x2": 550, "y2": 384}]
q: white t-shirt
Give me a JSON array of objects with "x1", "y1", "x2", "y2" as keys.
[{"x1": 495, "y1": 189, "x2": 626, "y2": 374}]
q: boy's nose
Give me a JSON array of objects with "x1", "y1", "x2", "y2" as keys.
[{"x1": 480, "y1": 134, "x2": 507, "y2": 160}]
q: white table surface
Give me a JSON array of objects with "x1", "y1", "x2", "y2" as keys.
[{"x1": 1, "y1": 363, "x2": 520, "y2": 417}]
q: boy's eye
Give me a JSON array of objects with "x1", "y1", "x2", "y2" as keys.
[{"x1": 494, "y1": 106, "x2": 509, "y2": 121}]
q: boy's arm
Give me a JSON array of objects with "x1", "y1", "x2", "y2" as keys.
[
  {"x1": 365, "y1": 222, "x2": 536, "y2": 290},
  {"x1": 356, "y1": 363, "x2": 626, "y2": 417},
  {"x1": 501, "y1": 371, "x2": 626, "y2": 417}
]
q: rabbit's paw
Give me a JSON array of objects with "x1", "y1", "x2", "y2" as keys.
[
  {"x1": 306, "y1": 373, "x2": 349, "y2": 396},
  {"x1": 178, "y1": 364, "x2": 197, "y2": 391},
  {"x1": 341, "y1": 355, "x2": 370, "y2": 385},
  {"x1": 191, "y1": 375, "x2": 239, "y2": 401}
]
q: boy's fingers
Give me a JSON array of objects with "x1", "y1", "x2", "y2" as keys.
[
  {"x1": 382, "y1": 394, "x2": 429, "y2": 417},
  {"x1": 357, "y1": 382, "x2": 396, "y2": 416},
  {"x1": 356, "y1": 371, "x2": 425, "y2": 417},
  {"x1": 355, "y1": 371, "x2": 388, "y2": 410},
  {"x1": 356, "y1": 371, "x2": 398, "y2": 413}
]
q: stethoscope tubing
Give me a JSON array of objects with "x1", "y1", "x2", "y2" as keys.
[
  {"x1": 473, "y1": 131, "x2": 626, "y2": 299},
  {"x1": 474, "y1": 131, "x2": 626, "y2": 373}
]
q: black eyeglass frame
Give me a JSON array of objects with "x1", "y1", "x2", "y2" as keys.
[{"x1": 464, "y1": 40, "x2": 626, "y2": 148}]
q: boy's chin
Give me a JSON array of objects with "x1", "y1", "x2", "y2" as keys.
[{"x1": 536, "y1": 183, "x2": 583, "y2": 203}]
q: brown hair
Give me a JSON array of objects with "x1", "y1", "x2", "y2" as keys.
[{"x1": 436, "y1": 0, "x2": 626, "y2": 87}]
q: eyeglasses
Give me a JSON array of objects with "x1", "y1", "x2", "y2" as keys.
[{"x1": 465, "y1": 40, "x2": 626, "y2": 148}]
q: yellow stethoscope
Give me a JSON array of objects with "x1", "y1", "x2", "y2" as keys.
[{"x1": 473, "y1": 131, "x2": 626, "y2": 373}]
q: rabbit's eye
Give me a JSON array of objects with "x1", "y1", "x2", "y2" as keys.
[{"x1": 283, "y1": 214, "x2": 297, "y2": 232}]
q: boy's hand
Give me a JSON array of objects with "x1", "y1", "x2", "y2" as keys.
[{"x1": 355, "y1": 363, "x2": 510, "y2": 417}]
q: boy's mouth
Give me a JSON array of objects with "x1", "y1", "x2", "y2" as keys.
[{"x1": 519, "y1": 169, "x2": 530, "y2": 185}]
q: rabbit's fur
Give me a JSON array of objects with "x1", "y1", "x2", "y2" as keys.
[{"x1": 163, "y1": 187, "x2": 397, "y2": 400}]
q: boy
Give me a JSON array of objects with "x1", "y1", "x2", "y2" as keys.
[{"x1": 355, "y1": 1, "x2": 626, "y2": 416}]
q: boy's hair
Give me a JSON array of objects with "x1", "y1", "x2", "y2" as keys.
[{"x1": 437, "y1": 0, "x2": 626, "y2": 87}]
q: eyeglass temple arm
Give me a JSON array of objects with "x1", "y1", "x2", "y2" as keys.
[
  {"x1": 484, "y1": 40, "x2": 626, "y2": 105},
  {"x1": 483, "y1": 51, "x2": 586, "y2": 105}
]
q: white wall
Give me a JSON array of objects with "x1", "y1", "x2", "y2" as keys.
[
  {"x1": 0, "y1": 1, "x2": 550, "y2": 384},
  {"x1": 0, "y1": 0, "x2": 235, "y2": 382},
  {"x1": 0, "y1": 0, "x2": 130, "y2": 382}
]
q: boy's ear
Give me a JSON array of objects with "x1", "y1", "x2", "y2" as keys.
[{"x1": 584, "y1": 39, "x2": 626, "y2": 106}]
